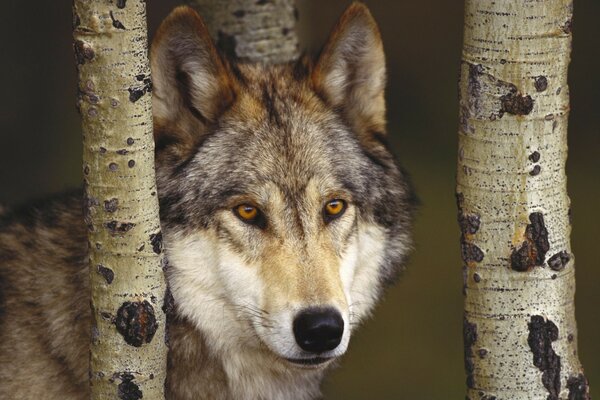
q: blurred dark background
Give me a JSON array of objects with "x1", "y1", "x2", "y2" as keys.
[{"x1": 1, "y1": 1, "x2": 597, "y2": 398}]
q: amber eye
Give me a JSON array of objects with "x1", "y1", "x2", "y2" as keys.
[
  {"x1": 323, "y1": 199, "x2": 347, "y2": 222},
  {"x1": 233, "y1": 204, "x2": 265, "y2": 228}
]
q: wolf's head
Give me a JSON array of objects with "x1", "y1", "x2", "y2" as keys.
[{"x1": 151, "y1": 3, "x2": 415, "y2": 371}]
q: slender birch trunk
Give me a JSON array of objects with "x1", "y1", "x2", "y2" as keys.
[
  {"x1": 73, "y1": 1, "x2": 167, "y2": 398},
  {"x1": 185, "y1": 0, "x2": 299, "y2": 63},
  {"x1": 457, "y1": 1, "x2": 590, "y2": 399}
]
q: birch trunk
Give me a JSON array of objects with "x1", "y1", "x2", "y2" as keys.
[
  {"x1": 457, "y1": 1, "x2": 590, "y2": 399},
  {"x1": 73, "y1": 1, "x2": 167, "y2": 398},
  {"x1": 185, "y1": 0, "x2": 299, "y2": 63}
]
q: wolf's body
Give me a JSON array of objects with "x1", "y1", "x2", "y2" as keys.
[{"x1": 0, "y1": 3, "x2": 415, "y2": 399}]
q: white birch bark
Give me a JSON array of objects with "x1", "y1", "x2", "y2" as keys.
[
  {"x1": 185, "y1": 0, "x2": 299, "y2": 63},
  {"x1": 73, "y1": 0, "x2": 167, "y2": 398},
  {"x1": 457, "y1": 1, "x2": 590, "y2": 399}
]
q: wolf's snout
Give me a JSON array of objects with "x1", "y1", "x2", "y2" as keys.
[{"x1": 292, "y1": 307, "x2": 344, "y2": 353}]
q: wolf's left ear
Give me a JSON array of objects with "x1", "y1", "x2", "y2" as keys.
[{"x1": 313, "y1": 2, "x2": 386, "y2": 137}]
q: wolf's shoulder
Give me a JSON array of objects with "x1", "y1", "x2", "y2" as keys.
[
  {"x1": 0, "y1": 190, "x2": 90, "y2": 397},
  {"x1": 0, "y1": 187, "x2": 88, "y2": 297},
  {"x1": 0, "y1": 189, "x2": 89, "y2": 316}
]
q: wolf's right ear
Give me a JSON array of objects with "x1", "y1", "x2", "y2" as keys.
[{"x1": 151, "y1": 6, "x2": 236, "y2": 153}]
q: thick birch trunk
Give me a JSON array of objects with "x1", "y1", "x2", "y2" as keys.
[
  {"x1": 185, "y1": 0, "x2": 299, "y2": 63},
  {"x1": 457, "y1": 1, "x2": 590, "y2": 399},
  {"x1": 73, "y1": 1, "x2": 167, "y2": 398}
]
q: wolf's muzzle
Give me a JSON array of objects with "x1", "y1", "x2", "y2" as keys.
[{"x1": 292, "y1": 307, "x2": 344, "y2": 353}]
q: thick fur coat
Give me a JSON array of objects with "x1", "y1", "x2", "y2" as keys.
[{"x1": 0, "y1": 3, "x2": 415, "y2": 399}]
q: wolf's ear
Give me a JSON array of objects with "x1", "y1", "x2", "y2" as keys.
[
  {"x1": 313, "y1": 2, "x2": 386, "y2": 137},
  {"x1": 151, "y1": 6, "x2": 236, "y2": 153}
]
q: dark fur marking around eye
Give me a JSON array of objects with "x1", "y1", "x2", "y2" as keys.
[{"x1": 233, "y1": 206, "x2": 267, "y2": 230}]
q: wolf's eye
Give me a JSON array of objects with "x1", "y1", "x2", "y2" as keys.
[
  {"x1": 233, "y1": 204, "x2": 265, "y2": 228},
  {"x1": 323, "y1": 199, "x2": 347, "y2": 223}
]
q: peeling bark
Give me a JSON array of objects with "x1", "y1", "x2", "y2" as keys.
[
  {"x1": 457, "y1": 1, "x2": 589, "y2": 399},
  {"x1": 185, "y1": 0, "x2": 299, "y2": 63},
  {"x1": 73, "y1": 0, "x2": 167, "y2": 398}
]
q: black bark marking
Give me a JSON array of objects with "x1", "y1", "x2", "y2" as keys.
[
  {"x1": 109, "y1": 162, "x2": 118, "y2": 171},
  {"x1": 528, "y1": 315, "x2": 561, "y2": 400},
  {"x1": 477, "y1": 348, "x2": 488, "y2": 358},
  {"x1": 105, "y1": 221, "x2": 135, "y2": 235},
  {"x1": 563, "y1": 18, "x2": 573, "y2": 34},
  {"x1": 150, "y1": 231, "x2": 163, "y2": 254},
  {"x1": 127, "y1": 137, "x2": 135, "y2": 145},
  {"x1": 163, "y1": 287, "x2": 175, "y2": 348},
  {"x1": 117, "y1": 0, "x2": 127, "y2": 9},
  {"x1": 473, "y1": 273, "x2": 481, "y2": 283},
  {"x1": 457, "y1": 192, "x2": 484, "y2": 265},
  {"x1": 500, "y1": 91, "x2": 534, "y2": 116},
  {"x1": 104, "y1": 198, "x2": 119, "y2": 213},
  {"x1": 529, "y1": 151, "x2": 541, "y2": 162},
  {"x1": 73, "y1": 13, "x2": 81, "y2": 29},
  {"x1": 465, "y1": 63, "x2": 484, "y2": 125},
  {"x1": 463, "y1": 317, "x2": 478, "y2": 389},
  {"x1": 110, "y1": 11, "x2": 126, "y2": 30},
  {"x1": 462, "y1": 243, "x2": 484, "y2": 264},
  {"x1": 511, "y1": 212, "x2": 549, "y2": 272},
  {"x1": 233, "y1": 9, "x2": 245, "y2": 18},
  {"x1": 530, "y1": 165, "x2": 542, "y2": 176},
  {"x1": 116, "y1": 149, "x2": 128, "y2": 155},
  {"x1": 74, "y1": 40, "x2": 95, "y2": 65},
  {"x1": 128, "y1": 160, "x2": 135, "y2": 168},
  {"x1": 128, "y1": 78, "x2": 152, "y2": 103},
  {"x1": 97, "y1": 264, "x2": 114, "y2": 284},
  {"x1": 567, "y1": 374, "x2": 590, "y2": 400},
  {"x1": 534, "y1": 76, "x2": 548, "y2": 92},
  {"x1": 459, "y1": 214, "x2": 481, "y2": 235},
  {"x1": 217, "y1": 31, "x2": 238, "y2": 59},
  {"x1": 548, "y1": 251, "x2": 571, "y2": 271},
  {"x1": 118, "y1": 373, "x2": 143, "y2": 400},
  {"x1": 115, "y1": 301, "x2": 158, "y2": 347}
]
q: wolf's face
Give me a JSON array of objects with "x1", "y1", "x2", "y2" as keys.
[{"x1": 150, "y1": 5, "x2": 415, "y2": 370}]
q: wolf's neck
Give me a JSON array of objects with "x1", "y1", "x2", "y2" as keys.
[{"x1": 166, "y1": 317, "x2": 325, "y2": 400}]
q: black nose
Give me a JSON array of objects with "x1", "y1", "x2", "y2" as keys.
[{"x1": 293, "y1": 307, "x2": 344, "y2": 353}]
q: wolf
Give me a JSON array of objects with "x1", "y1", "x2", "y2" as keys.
[{"x1": 0, "y1": 3, "x2": 415, "y2": 399}]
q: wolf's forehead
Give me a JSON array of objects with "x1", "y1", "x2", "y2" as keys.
[{"x1": 186, "y1": 63, "x2": 368, "y2": 203}]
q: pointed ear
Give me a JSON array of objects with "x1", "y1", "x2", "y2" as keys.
[
  {"x1": 312, "y1": 2, "x2": 387, "y2": 137},
  {"x1": 150, "y1": 6, "x2": 236, "y2": 153}
]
